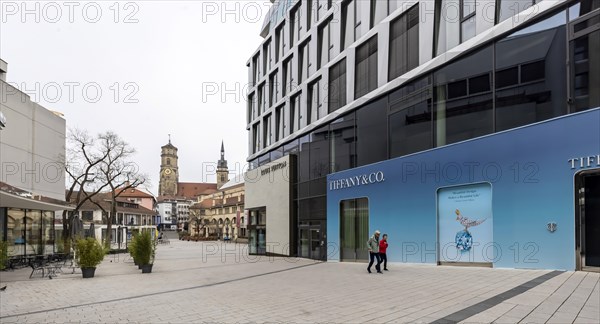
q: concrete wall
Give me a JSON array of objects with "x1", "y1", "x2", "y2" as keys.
[
  {"x1": 245, "y1": 155, "x2": 292, "y2": 256},
  {"x1": 0, "y1": 78, "x2": 66, "y2": 200}
]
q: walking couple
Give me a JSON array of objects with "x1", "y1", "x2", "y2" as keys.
[{"x1": 367, "y1": 230, "x2": 388, "y2": 274}]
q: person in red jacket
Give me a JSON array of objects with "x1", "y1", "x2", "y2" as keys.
[{"x1": 379, "y1": 234, "x2": 389, "y2": 271}]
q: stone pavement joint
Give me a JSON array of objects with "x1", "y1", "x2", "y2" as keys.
[{"x1": 1, "y1": 240, "x2": 598, "y2": 323}]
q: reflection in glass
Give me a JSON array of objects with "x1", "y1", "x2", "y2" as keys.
[
  {"x1": 497, "y1": 0, "x2": 535, "y2": 24},
  {"x1": 389, "y1": 77, "x2": 432, "y2": 158},
  {"x1": 330, "y1": 113, "x2": 356, "y2": 173},
  {"x1": 571, "y1": 31, "x2": 600, "y2": 112},
  {"x1": 357, "y1": 97, "x2": 388, "y2": 166},
  {"x1": 495, "y1": 11, "x2": 567, "y2": 131},
  {"x1": 434, "y1": 46, "x2": 494, "y2": 146},
  {"x1": 340, "y1": 198, "x2": 369, "y2": 262}
]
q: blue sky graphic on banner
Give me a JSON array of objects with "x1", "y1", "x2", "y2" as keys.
[{"x1": 438, "y1": 183, "x2": 493, "y2": 263}]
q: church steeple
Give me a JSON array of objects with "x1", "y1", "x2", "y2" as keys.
[
  {"x1": 217, "y1": 141, "x2": 229, "y2": 189},
  {"x1": 159, "y1": 136, "x2": 179, "y2": 196},
  {"x1": 218, "y1": 140, "x2": 227, "y2": 169}
]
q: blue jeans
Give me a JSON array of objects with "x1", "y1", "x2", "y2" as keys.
[{"x1": 368, "y1": 252, "x2": 381, "y2": 272}]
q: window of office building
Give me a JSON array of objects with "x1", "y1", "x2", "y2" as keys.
[
  {"x1": 252, "y1": 123, "x2": 260, "y2": 153},
  {"x1": 299, "y1": 38, "x2": 311, "y2": 84},
  {"x1": 290, "y1": 92, "x2": 302, "y2": 133},
  {"x1": 389, "y1": 76, "x2": 433, "y2": 158},
  {"x1": 269, "y1": 70, "x2": 278, "y2": 107},
  {"x1": 341, "y1": 0, "x2": 355, "y2": 50},
  {"x1": 263, "y1": 39, "x2": 271, "y2": 76},
  {"x1": 354, "y1": 0, "x2": 365, "y2": 41},
  {"x1": 460, "y1": 0, "x2": 476, "y2": 42},
  {"x1": 258, "y1": 83, "x2": 264, "y2": 114},
  {"x1": 495, "y1": 10, "x2": 568, "y2": 131},
  {"x1": 434, "y1": 45, "x2": 494, "y2": 146},
  {"x1": 275, "y1": 105, "x2": 285, "y2": 141},
  {"x1": 275, "y1": 23, "x2": 285, "y2": 63},
  {"x1": 370, "y1": 0, "x2": 387, "y2": 28},
  {"x1": 263, "y1": 114, "x2": 272, "y2": 148},
  {"x1": 252, "y1": 53, "x2": 260, "y2": 85},
  {"x1": 569, "y1": 1, "x2": 600, "y2": 112},
  {"x1": 357, "y1": 97, "x2": 387, "y2": 166},
  {"x1": 316, "y1": 0, "x2": 331, "y2": 21},
  {"x1": 290, "y1": 1, "x2": 303, "y2": 49},
  {"x1": 355, "y1": 36, "x2": 378, "y2": 99},
  {"x1": 318, "y1": 17, "x2": 333, "y2": 69},
  {"x1": 307, "y1": 0, "x2": 313, "y2": 30},
  {"x1": 389, "y1": 4, "x2": 419, "y2": 81},
  {"x1": 308, "y1": 78, "x2": 326, "y2": 123},
  {"x1": 496, "y1": 0, "x2": 538, "y2": 24},
  {"x1": 330, "y1": 113, "x2": 356, "y2": 173},
  {"x1": 434, "y1": 0, "x2": 460, "y2": 56},
  {"x1": 283, "y1": 55, "x2": 294, "y2": 96},
  {"x1": 329, "y1": 58, "x2": 347, "y2": 113},
  {"x1": 310, "y1": 125, "x2": 330, "y2": 180}
]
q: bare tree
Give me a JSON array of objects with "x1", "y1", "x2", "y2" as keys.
[
  {"x1": 96, "y1": 132, "x2": 148, "y2": 248},
  {"x1": 63, "y1": 129, "x2": 111, "y2": 248}
]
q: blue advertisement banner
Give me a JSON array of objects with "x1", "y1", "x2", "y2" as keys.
[
  {"x1": 438, "y1": 183, "x2": 493, "y2": 263},
  {"x1": 327, "y1": 108, "x2": 600, "y2": 270}
]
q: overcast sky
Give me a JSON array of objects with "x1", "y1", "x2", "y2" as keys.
[{"x1": 1, "y1": 1, "x2": 267, "y2": 195}]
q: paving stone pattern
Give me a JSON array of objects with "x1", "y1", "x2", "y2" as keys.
[{"x1": 0, "y1": 240, "x2": 598, "y2": 323}]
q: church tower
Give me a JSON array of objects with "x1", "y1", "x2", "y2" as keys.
[
  {"x1": 217, "y1": 141, "x2": 229, "y2": 189},
  {"x1": 159, "y1": 135, "x2": 179, "y2": 196}
]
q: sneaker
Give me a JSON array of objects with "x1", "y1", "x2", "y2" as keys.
[
  {"x1": 384, "y1": 269, "x2": 389, "y2": 271},
  {"x1": 367, "y1": 269, "x2": 371, "y2": 273},
  {"x1": 377, "y1": 271, "x2": 383, "y2": 274}
]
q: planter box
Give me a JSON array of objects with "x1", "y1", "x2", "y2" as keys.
[
  {"x1": 141, "y1": 264, "x2": 153, "y2": 273},
  {"x1": 81, "y1": 267, "x2": 96, "y2": 278}
]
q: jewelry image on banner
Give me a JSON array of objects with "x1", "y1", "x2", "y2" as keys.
[{"x1": 454, "y1": 209, "x2": 486, "y2": 252}]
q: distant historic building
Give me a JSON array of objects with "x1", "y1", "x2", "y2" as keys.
[
  {"x1": 157, "y1": 138, "x2": 228, "y2": 230},
  {"x1": 158, "y1": 137, "x2": 179, "y2": 197}
]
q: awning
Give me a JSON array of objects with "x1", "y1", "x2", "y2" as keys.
[{"x1": 0, "y1": 190, "x2": 74, "y2": 211}]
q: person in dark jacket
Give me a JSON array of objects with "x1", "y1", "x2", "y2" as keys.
[
  {"x1": 379, "y1": 234, "x2": 389, "y2": 271},
  {"x1": 367, "y1": 230, "x2": 382, "y2": 273}
]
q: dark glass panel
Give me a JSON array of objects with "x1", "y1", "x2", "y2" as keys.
[
  {"x1": 389, "y1": 4, "x2": 419, "y2": 81},
  {"x1": 469, "y1": 74, "x2": 491, "y2": 94},
  {"x1": 329, "y1": 58, "x2": 347, "y2": 113},
  {"x1": 355, "y1": 36, "x2": 378, "y2": 99},
  {"x1": 356, "y1": 97, "x2": 388, "y2": 166},
  {"x1": 309, "y1": 126, "x2": 330, "y2": 180},
  {"x1": 330, "y1": 112, "x2": 356, "y2": 173},
  {"x1": 570, "y1": 30, "x2": 600, "y2": 112},
  {"x1": 496, "y1": 67, "x2": 519, "y2": 88},
  {"x1": 495, "y1": 10, "x2": 567, "y2": 131},
  {"x1": 434, "y1": 45, "x2": 494, "y2": 146}
]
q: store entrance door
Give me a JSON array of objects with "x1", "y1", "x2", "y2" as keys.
[
  {"x1": 576, "y1": 169, "x2": 600, "y2": 271},
  {"x1": 340, "y1": 198, "x2": 369, "y2": 262},
  {"x1": 299, "y1": 223, "x2": 325, "y2": 260}
]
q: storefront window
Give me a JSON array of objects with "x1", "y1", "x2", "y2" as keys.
[
  {"x1": 7, "y1": 209, "x2": 24, "y2": 256},
  {"x1": 0, "y1": 208, "x2": 6, "y2": 241}
]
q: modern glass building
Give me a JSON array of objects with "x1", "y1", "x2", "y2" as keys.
[{"x1": 245, "y1": 0, "x2": 599, "y2": 270}]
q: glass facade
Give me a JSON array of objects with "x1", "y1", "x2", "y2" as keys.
[
  {"x1": 247, "y1": 1, "x2": 600, "y2": 260},
  {"x1": 4, "y1": 208, "x2": 55, "y2": 257}
]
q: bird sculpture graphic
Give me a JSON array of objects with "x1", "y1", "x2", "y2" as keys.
[{"x1": 455, "y1": 209, "x2": 486, "y2": 232}]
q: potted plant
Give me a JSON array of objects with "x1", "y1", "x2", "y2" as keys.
[
  {"x1": 137, "y1": 231, "x2": 156, "y2": 273},
  {"x1": 75, "y1": 238, "x2": 106, "y2": 278},
  {"x1": 128, "y1": 233, "x2": 140, "y2": 267}
]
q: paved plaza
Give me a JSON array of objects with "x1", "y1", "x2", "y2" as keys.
[{"x1": 0, "y1": 239, "x2": 598, "y2": 324}]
